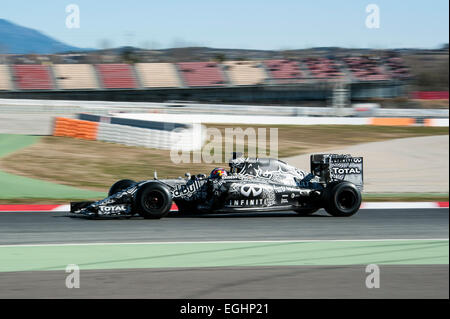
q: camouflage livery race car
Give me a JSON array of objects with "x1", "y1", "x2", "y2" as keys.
[{"x1": 70, "y1": 153, "x2": 364, "y2": 219}]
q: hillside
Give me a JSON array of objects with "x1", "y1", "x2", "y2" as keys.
[{"x1": 0, "y1": 19, "x2": 82, "y2": 54}]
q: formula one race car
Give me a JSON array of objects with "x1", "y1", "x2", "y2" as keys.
[{"x1": 70, "y1": 153, "x2": 363, "y2": 219}]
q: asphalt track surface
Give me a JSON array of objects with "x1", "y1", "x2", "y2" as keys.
[
  {"x1": 0, "y1": 208, "x2": 448, "y2": 299},
  {"x1": 0, "y1": 208, "x2": 447, "y2": 244},
  {"x1": 1, "y1": 265, "x2": 447, "y2": 299}
]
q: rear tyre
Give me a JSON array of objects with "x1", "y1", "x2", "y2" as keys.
[
  {"x1": 324, "y1": 181, "x2": 361, "y2": 217},
  {"x1": 108, "y1": 179, "x2": 137, "y2": 196},
  {"x1": 135, "y1": 183, "x2": 172, "y2": 219},
  {"x1": 294, "y1": 208, "x2": 319, "y2": 216}
]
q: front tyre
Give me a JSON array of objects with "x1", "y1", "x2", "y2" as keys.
[
  {"x1": 324, "y1": 181, "x2": 361, "y2": 217},
  {"x1": 135, "y1": 183, "x2": 172, "y2": 219},
  {"x1": 108, "y1": 179, "x2": 137, "y2": 196}
]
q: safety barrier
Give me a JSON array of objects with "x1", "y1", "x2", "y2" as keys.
[
  {"x1": 96, "y1": 122, "x2": 173, "y2": 149},
  {"x1": 113, "y1": 112, "x2": 444, "y2": 127},
  {"x1": 53, "y1": 117, "x2": 99, "y2": 140},
  {"x1": 424, "y1": 118, "x2": 449, "y2": 127},
  {"x1": 78, "y1": 113, "x2": 188, "y2": 131},
  {"x1": 53, "y1": 116, "x2": 204, "y2": 151},
  {"x1": 369, "y1": 117, "x2": 416, "y2": 126},
  {"x1": 1, "y1": 98, "x2": 448, "y2": 120},
  {"x1": 51, "y1": 112, "x2": 446, "y2": 152}
]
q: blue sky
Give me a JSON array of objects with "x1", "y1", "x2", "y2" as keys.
[{"x1": 1, "y1": 0, "x2": 449, "y2": 50}]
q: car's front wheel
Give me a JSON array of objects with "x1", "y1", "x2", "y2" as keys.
[
  {"x1": 108, "y1": 179, "x2": 137, "y2": 196},
  {"x1": 135, "y1": 183, "x2": 173, "y2": 219},
  {"x1": 323, "y1": 181, "x2": 361, "y2": 217}
]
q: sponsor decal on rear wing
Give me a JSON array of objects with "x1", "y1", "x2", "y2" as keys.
[
  {"x1": 330, "y1": 156, "x2": 364, "y2": 190},
  {"x1": 310, "y1": 154, "x2": 364, "y2": 190}
]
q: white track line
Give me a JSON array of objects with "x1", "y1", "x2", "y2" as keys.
[
  {"x1": 0, "y1": 202, "x2": 447, "y2": 212},
  {"x1": 51, "y1": 204, "x2": 70, "y2": 211},
  {"x1": 0, "y1": 238, "x2": 448, "y2": 248},
  {"x1": 361, "y1": 202, "x2": 442, "y2": 209}
]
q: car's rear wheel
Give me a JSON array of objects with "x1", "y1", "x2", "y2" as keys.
[
  {"x1": 323, "y1": 181, "x2": 361, "y2": 217},
  {"x1": 108, "y1": 179, "x2": 137, "y2": 197},
  {"x1": 135, "y1": 183, "x2": 172, "y2": 219}
]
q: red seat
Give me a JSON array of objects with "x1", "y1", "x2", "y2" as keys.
[
  {"x1": 264, "y1": 60, "x2": 303, "y2": 83},
  {"x1": 303, "y1": 58, "x2": 343, "y2": 80},
  {"x1": 177, "y1": 62, "x2": 225, "y2": 87},
  {"x1": 96, "y1": 64, "x2": 137, "y2": 89},
  {"x1": 12, "y1": 65, "x2": 54, "y2": 90},
  {"x1": 343, "y1": 57, "x2": 390, "y2": 81}
]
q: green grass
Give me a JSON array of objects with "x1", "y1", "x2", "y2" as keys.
[
  {"x1": 0, "y1": 171, "x2": 106, "y2": 199},
  {"x1": 0, "y1": 134, "x2": 39, "y2": 157},
  {"x1": 0, "y1": 134, "x2": 107, "y2": 199}
]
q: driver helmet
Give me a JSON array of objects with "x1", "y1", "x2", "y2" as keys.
[{"x1": 210, "y1": 168, "x2": 228, "y2": 179}]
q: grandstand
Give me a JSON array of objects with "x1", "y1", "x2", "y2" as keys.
[
  {"x1": 176, "y1": 62, "x2": 226, "y2": 87},
  {"x1": 223, "y1": 61, "x2": 267, "y2": 86},
  {"x1": 264, "y1": 59, "x2": 305, "y2": 84},
  {"x1": 0, "y1": 65, "x2": 12, "y2": 90},
  {"x1": 303, "y1": 57, "x2": 344, "y2": 81},
  {"x1": 343, "y1": 56, "x2": 390, "y2": 81},
  {"x1": 12, "y1": 64, "x2": 54, "y2": 90},
  {"x1": 135, "y1": 63, "x2": 182, "y2": 88},
  {"x1": 383, "y1": 56, "x2": 410, "y2": 80},
  {"x1": 53, "y1": 64, "x2": 98, "y2": 90},
  {"x1": 0, "y1": 55, "x2": 412, "y2": 103},
  {"x1": 0, "y1": 57, "x2": 408, "y2": 91},
  {"x1": 95, "y1": 63, "x2": 137, "y2": 89}
]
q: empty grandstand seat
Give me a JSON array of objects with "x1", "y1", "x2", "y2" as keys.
[
  {"x1": 12, "y1": 64, "x2": 54, "y2": 90},
  {"x1": 176, "y1": 62, "x2": 226, "y2": 87},
  {"x1": 95, "y1": 64, "x2": 138, "y2": 89},
  {"x1": 0, "y1": 65, "x2": 12, "y2": 90},
  {"x1": 343, "y1": 57, "x2": 390, "y2": 81},
  {"x1": 303, "y1": 58, "x2": 344, "y2": 80},
  {"x1": 223, "y1": 61, "x2": 267, "y2": 86},
  {"x1": 135, "y1": 63, "x2": 182, "y2": 88},
  {"x1": 383, "y1": 57, "x2": 410, "y2": 79},
  {"x1": 264, "y1": 59, "x2": 304, "y2": 83},
  {"x1": 53, "y1": 64, "x2": 99, "y2": 89}
]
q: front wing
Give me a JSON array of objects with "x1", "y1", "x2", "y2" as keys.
[{"x1": 70, "y1": 188, "x2": 136, "y2": 217}]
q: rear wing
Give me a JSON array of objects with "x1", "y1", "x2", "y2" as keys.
[{"x1": 310, "y1": 154, "x2": 364, "y2": 190}]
